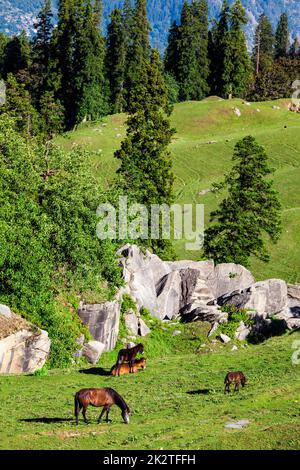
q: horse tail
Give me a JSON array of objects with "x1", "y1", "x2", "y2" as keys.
[{"x1": 74, "y1": 392, "x2": 80, "y2": 419}]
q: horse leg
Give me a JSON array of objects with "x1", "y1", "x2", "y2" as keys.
[
  {"x1": 129, "y1": 360, "x2": 134, "y2": 373},
  {"x1": 82, "y1": 406, "x2": 89, "y2": 424},
  {"x1": 234, "y1": 383, "x2": 240, "y2": 393},
  {"x1": 98, "y1": 407, "x2": 106, "y2": 424},
  {"x1": 224, "y1": 383, "x2": 230, "y2": 394},
  {"x1": 106, "y1": 407, "x2": 111, "y2": 423}
]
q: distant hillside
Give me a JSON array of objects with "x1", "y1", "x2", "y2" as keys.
[
  {"x1": 0, "y1": 0, "x2": 299, "y2": 51},
  {"x1": 55, "y1": 98, "x2": 300, "y2": 284}
]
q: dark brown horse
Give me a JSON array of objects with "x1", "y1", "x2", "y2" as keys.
[
  {"x1": 115, "y1": 343, "x2": 144, "y2": 376},
  {"x1": 74, "y1": 388, "x2": 130, "y2": 425},
  {"x1": 224, "y1": 372, "x2": 247, "y2": 394},
  {"x1": 110, "y1": 358, "x2": 147, "y2": 376}
]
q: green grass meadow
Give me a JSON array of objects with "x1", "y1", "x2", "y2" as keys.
[
  {"x1": 0, "y1": 330, "x2": 299, "y2": 450},
  {"x1": 56, "y1": 97, "x2": 300, "y2": 283}
]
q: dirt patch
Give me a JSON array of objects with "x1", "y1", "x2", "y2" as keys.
[
  {"x1": 0, "y1": 313, "x2": 34, "y2": 340},
  {"x1": 38, "y1": 429, "x2": 107, "y2": 439}
]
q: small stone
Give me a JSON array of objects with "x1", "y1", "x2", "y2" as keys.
[
  {"x1": 172, "y1": 330, "x2": 182, "y2": 337},
  {"x1": 231, "y1": 345, "x2": 238, "y2": 352},
  {"x1": 218, "y1": 334, "x2": 231, "y2": 344},
  {"x1": 0, "y1": 304, "x2": 12, "y2": 318},
  {"x1": 225, "y1": 420, "x2": 250, "y2": 429}
]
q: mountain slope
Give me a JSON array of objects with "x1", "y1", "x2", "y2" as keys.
[
  {"x1": 0, "y1": 0, "x2": 299, "y2": 51},
  {"x1": 55, "y1": 98, "x2": 300, "y2": 284}
]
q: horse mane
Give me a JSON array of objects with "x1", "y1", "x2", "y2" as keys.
[{"x1": 107, "y1": 388, "x2": 129, "y2": 412}]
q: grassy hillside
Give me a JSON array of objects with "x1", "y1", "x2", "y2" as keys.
[
  {"x1": 1, "y1": 330, "x2": 299, "y2": 450},
  {"x1": 56, "y1": 98, "x2": 300, "y2": 283}
]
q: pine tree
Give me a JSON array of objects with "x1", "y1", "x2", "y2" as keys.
[
  {"x1": 204, "y1": 136, "x2": 282, "y2": 267},
  {"x1": 55, "y1": 0, "x2": 108, "y2": 128},
  {"x1": 164, "y1": 21, "x2": 180, "y2": 80},
  {"x1": 106, "y1": 8, "x2": 127, "y2": 113},
  {"x1": 253, "y1": 14, "x2": 275, "y2": 75},
  {"x1": 72, "y1": 0, "x2": 109, "y2": 123},
  {"x1": 222, "y1": 0, "x2": 251, "y2": 98},
  {"x1": 176, "y1": 0, "x2": 209, "y2": 101},
  {"x1": 31, "y1": 0, "x2": 54, "y2": 105},
  {"x1": 126, "y1": 0, "x2": 151, "y2": 111},
  {"x1": 275, "y1": 13, "x2": 289, "y2": 59},
  {"x1": 2, "y1": 30, "x2": 31, "y2": 80},
  {"x1": 115, "y1": 50, "x2": 174, "y2": 255},
  {"x1": 211, "y1": 0, "x2": 231, "y2": 97}
]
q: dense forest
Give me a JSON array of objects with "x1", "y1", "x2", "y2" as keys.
[{"x1": 1, "y1": 0, "x2": 300, "y2": 51}]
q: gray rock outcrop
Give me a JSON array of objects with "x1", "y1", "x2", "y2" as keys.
[
  {"x1": 78, "y1": 301, "x2": 120, "y2": 352},
  {"x1": 0, "y1": 313, "x2": 51, "y2": 375}
]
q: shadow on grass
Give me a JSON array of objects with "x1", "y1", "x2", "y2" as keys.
[
  {"x1": 79, "y1": 367, "x2": 111, "y2": 376},
  {"x1": 186, "y1": 389, "x2": 210, "y2": 395},
  {"x1": 20, "y1": 417, "x2": 73, "y2": 424}
]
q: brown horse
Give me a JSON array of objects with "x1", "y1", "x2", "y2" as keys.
[
  {"x1": 74, "y1": 388, "x2": 130, "y2": 425},
  {"x1": 224, "y1": 372, "x2": 247, "y2": 394},
  {"x1": 110, "y1": 358, "x2": 147, "y2": 376},
  {"x1": 115, "y1": 343, "x2": 144, "y2": 376}
]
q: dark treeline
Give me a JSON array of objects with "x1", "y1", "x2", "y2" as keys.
[{"x1": 0, "y1": 0, "x2": 300, "y2": 138}]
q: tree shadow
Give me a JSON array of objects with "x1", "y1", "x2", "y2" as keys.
[
  {"x1": 79, "y1": 367, "x2": 111, "y2": 376},
  {"x1": 186, "y1": 389, "x2": 210, "y2": 395},
  {"x1": 20, "y1": 417, "x2": 73, "y2": 424}
]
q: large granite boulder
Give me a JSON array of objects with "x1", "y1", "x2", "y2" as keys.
[
  {"x1": 0, "y1": 309, "x2": 50, "y2": 374},
  {"x1": 78, "y1": 301, "x2": 120, "y2": 352},
  {"x1": 218, "y1": 279, "x2": 288, "y2": 317},
  {"x1": 118, "y1": 244, "x2": 171, "y2": 317},
  {"x1": 210, "y1": 263, "x2": 254, "y2": 298},
  {"x1": 82, "y1": 341, "x2": 105, "y2": 364}
]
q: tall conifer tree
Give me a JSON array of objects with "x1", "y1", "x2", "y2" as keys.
[
  {"x1": 253, "y1": 14, "x2": 275, "y2": 75},
  {"x1": 275, "y1": 13, "x2": 289, "y2": 59},
  {"x1": 106, "y1": 9, "x2": 127, "y2": 113},
  {"x1": 115, "y1": 50, "x2": 174, "y2": 255}
]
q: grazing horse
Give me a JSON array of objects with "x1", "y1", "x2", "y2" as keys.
[
  {"x1": 74, "y1": 388, "x2": 130, "y2": 425},
  {"x1": 224, "y1": 372, "x2": 247, "y2": 394},
  {"x1": 110, "y1": 358, "x2": 147, "y2": 376},
  {"x1": 115, "y1": 343, "x2": 144, "y2": 376}
]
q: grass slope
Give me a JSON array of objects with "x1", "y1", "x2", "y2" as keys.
[
  {"x1": 0, "y1": 330, "x2": 299, "y2": 450},
  {"x1": 56, "y1": 98, "x2": 300, "y2": 284}
]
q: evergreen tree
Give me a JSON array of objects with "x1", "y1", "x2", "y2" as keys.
[
  {"x1": 126, "y1": 0, "x2": 151, "y2": 111},
  {"x1": 0, "y1": 33, "x2": 8, "y2": 78},
  {"x1": 2, "y1": 31, "x2": 31, "y2": 80},
  {"x1": 222, "y1": 0, "x2": 251, "y2": 98},
  {"x1": 275, "y1": 13, "x2": 289, "y2": 59},
  {"x1": 253, "y1": 14, "x2": 275, "y2": 75},
  {"x1": 31, "y1": 0, "x2": 54, "y2": 105},
  {"x1": 55, "y1": 0, "x2": 108, "y2": 128},
  {"x1": 176, "y1": 0, "x2": 209, "y2": 101},
  {"x1": 115, "y1": 50, "x2": 174, "y2": 255},
  {"x1": 164, "y1": 21, "x2": 180, "y2": 80},
  {"x1": 204, "y1": 136, "x2": 282, "y2": 267},
  {"x1": 106, "y1": 8, "x2": 127, "y2": 113},
  {"x1": 210, "y1": 0, "x2": 231, "y2": 96}
]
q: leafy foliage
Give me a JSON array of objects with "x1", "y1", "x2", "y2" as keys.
[{"x1": 204, "y1": 135, "x2": 282, "y2": 267}]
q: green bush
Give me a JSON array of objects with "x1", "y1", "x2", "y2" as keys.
[
  {"x1": 218, "y1": 305, "x2": 254, "y2": 339},
  {"x1": 0, "y1": 115, "x2": 122, "y2": 368}
]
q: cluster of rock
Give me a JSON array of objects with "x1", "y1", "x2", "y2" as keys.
[
  {"x1": 117, "y1": 245, "x2": 300, "y2": 338},
  {"x1": 1, "y1": 244, "x2": 299, "y2": 373},
  {"x1": 0, "y1": 305, "x2": 51, "y2": 374}
]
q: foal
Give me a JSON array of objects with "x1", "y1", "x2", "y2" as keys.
[
  {"x1": 224, "y1": 372, "x2": 247, "y2": 394},
  {"x1": 110, "y1": 358, "x2": 147, "y2": 376},
  {"x1": 74, "y1": 388, "x2": 130, "y2": 425},
  {"x1": 115, "y1": 343, "x2": 144, "y2": 376}
]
